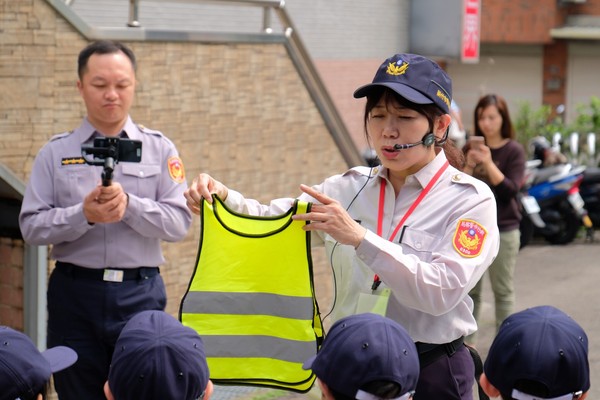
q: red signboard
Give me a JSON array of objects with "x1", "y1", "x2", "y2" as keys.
[{"x1": 462, "y1": 0, "x2": 480, "y2": 63}]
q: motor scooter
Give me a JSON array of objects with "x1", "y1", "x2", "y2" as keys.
[
  {"x1": 520, "y1": 137, "x2": 593, "y2": 246},
  {"x1": 580, "y1": 167, "x2": 600, "y2": 228},
  {"x1": 519, "y1": 159, "x2": 545, "y2": 248},
  {"x1": 578, "y1": 132, "x2": 600, "y2": 230}
]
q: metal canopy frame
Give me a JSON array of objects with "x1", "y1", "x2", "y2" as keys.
[{"x1": 45, "y1": 0, "x2": 363, "y2": 166}]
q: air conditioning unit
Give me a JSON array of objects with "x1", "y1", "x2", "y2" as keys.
[{"x1": 561, "y1": 0, "x2": 587, "y2": 4}]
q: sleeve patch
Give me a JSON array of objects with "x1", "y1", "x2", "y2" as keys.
[
  {"x1": 452, "y1": 219, "x2": 487, "y2": 258},
  {"x1": 167, "y1": 156, "x2": 185, "y2": 183}
]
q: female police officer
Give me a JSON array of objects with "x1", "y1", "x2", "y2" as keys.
[{"x1": 184, "y1": 53, "x2": 499, "y2": 400}]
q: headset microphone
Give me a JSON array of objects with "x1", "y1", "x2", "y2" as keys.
[
  {"x1": 394, "y1": 141, "x2": 424, "y2": 150},
  {"x1": 393, "y1": 132, "x2": 435, "y2": 150}
]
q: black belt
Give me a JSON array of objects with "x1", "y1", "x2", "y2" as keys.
[
  {"x1": 55, "y1": 261, "x2": 159, "y2": 282},
  {"x1": 415, "y1": 336, "x2": 464, "y2": 369}
]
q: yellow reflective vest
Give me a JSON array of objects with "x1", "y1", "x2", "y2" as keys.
[{"x1": 180, "y1": 195, "x2": 323, "y2": 392}]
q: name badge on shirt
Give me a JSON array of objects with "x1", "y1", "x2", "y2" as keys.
[
  {"x1": 356, "y1": 288, "x2": 391, "y2": 316},
  {"x1": 103, "y1": 269, "x2": 124, "y2": 282}
]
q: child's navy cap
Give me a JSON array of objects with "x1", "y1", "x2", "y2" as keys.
[
  {"x1": 484, "y1": 305, "x2": 590, "y2": 400},
  {"x1": 354, "y1": 53, "x2": 452, "y2": 114},
  {"x1": 0, "y1": 326, "x2": 77, "y2": 400},
  {"x1": 108, "y1": 310, "x2": 209, "y2": 400},
  {"x1": 303, "y1": 313, "x2": 419, "y2": 400}
]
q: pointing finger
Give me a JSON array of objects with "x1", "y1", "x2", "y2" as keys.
[{"x1": 300, "y1": 184, "x2": 333, "y2": 204}]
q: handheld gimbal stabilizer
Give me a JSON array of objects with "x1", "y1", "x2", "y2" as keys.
[{"x1": 81, "y1": 137, "x2": 142, "y2": 186}]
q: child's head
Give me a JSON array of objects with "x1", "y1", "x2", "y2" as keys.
[
  {"x1": 303, "y1": 313, "x2": 419, "y2": 400},
  {"x1": 0, "y1": 326, "x2": 77, "y2": 400},
  {"x1": 105, "y1": 310, "x2": 211, "y2": 400},
  {"x1": 482, "y1": 305, "x2": 589, "y2": 400}
]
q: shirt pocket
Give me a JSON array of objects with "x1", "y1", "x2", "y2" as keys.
[
  {"x1": 56, "y1": 164, "x2": 99, "y2": 206},
  {"x1": 400, "y1": 227, "x2": 440, "y2": 263},
  {"x1": 120, "y1": 163, "x2": 162, "y2": 199}
]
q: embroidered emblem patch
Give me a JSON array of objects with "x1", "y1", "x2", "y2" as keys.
[
  {"x1": 452, "y1": 219, "x2": 487, "y2": 258},
  {"x1": 61, "y1": 157, "x2": 86, "y2": 165},
  {"x1": 167, "y1": 156, "x2": 185, "y2": 183},
  {"x1": 386, "y1": 60, "x2": 409, "y2": 76}
]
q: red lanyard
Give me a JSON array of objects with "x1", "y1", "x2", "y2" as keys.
[{"x1": 372, "y1": 160, "x2": 449, "y2": 289}]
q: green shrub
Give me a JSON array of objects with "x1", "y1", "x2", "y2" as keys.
[
  {"x1": 514, "y1": 97, "x2": 600, "y2": 165},
  {"x1": 514, "y1": 101, "x2": 563, "y2": 156}
]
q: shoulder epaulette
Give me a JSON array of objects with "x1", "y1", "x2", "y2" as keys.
[
  {"x1": 49, "y1": 130, "x2": 74, "y2": 142},
  {"x1": 344, "y1": 165, "x2": 380, "y2": 177},
  {"x1": 136, "y1": 123, "x2": 163, "y2": 137},
  {"x1": 450, "y1": 172, "x2": 491, "y2": 196}
]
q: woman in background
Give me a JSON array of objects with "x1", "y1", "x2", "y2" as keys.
[{"x1": 463, "y1": 94, "x2": 526, "y2": 343}]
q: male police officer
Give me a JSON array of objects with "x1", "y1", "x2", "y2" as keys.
[{"x1": 19, "y1": 40, "x2": 191, "y2": 400}]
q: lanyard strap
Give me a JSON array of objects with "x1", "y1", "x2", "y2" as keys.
[
  {"x1": 372, "y1": 160, "x2": 449, "y2": 290},
  {"x1": 377, "y1": 160, "x2": 450, "y2": 242}
]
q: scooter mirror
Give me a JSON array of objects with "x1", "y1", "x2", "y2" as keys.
[
  {"x1": 552, "y1": 132, "x2": 562, "y2": 153},
  {"x1": 570, "y1": 132, "x2": 579, "y2": 158},
  {"x1": 587, "y1": 133, "x2": 596, "y2": 157}
]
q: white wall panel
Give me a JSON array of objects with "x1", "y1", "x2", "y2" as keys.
[
  {"x1": 448, "y1": 45, "x2": 543, "y2": 134},
  {"x1": 566, "y1": 42, "x2": 600, "y2": 123}
]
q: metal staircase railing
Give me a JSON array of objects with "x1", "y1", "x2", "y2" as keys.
[{"x1": 48, "y1": 0, "x2": 364, "y2": 167}]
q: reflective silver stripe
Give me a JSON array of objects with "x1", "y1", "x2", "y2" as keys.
[
  {"x1": 203, "y1": 335, "x2": 316, "y2": 364},
  {"x1": 511, "y1": 389, "x2": 583, "y2": 400},
  {"x1": 356, "y1": 389, "x2": 414, "y2": 400},
  {"x1": 181, "y1": 291, "x2": 313, "y2": 319}
]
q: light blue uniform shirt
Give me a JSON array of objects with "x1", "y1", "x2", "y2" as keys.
[{"x1": 19, "y1": 117, "x2": 192, "y2": 269}]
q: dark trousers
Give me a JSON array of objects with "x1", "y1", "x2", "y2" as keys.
[
  {"x1": 414, "y1": 344, "x2": 475, "y2": 400},
  {"x1": 47, "y1": 263, "x2": 166, "y2": 400}
]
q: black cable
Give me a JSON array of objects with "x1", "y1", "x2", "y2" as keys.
[
  {"x1": 321, "y1": 165, "x2": 375, "y2": 322},
  {"x1": 435, "y1": 126, "x2": 450, "y2": 146},
  {"x1": 321, "y1": 241, "x2": 339, "y2": 322}
]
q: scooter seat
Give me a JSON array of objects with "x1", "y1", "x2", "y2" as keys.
[
  {"x1": 531, "y1": 165, "x2": 567, "y2": 185},
  {"x1": 582, "y1": 167, "x2": 600, "y2": 184}
]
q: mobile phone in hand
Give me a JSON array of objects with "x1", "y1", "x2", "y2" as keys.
[{"x1": 468, "y1": 136, "x2": 485, "y2": 150}]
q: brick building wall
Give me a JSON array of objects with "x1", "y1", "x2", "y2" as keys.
[
  {"x1": 1, "y1": 0, "x2": 342, "y2": 329},
  {"x1": 543, "y1": 41, "x2": 568, "y2": 111},
  {"x1": 0, "y1": 239, "x2": 24, "y2": 331},
  {"x1": 481, "y1": 0, "x2": 561, "y2": 43},
  {"x1": 66, "y1": 0, "x2": 413, "y2": 153},
  {"x1": 565, "y1": 0, "x2": 600, "y2": 15},
  {"x1": 315, "y1": 58, "x2": 384, "y2": 151},
  {"x1": 479, "y1": 0, "x2": 600, "y2": 114}
]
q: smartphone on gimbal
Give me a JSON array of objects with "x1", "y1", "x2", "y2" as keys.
[{"x1": 81, "y1": 137, "x2": 142, "y2": 186}]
